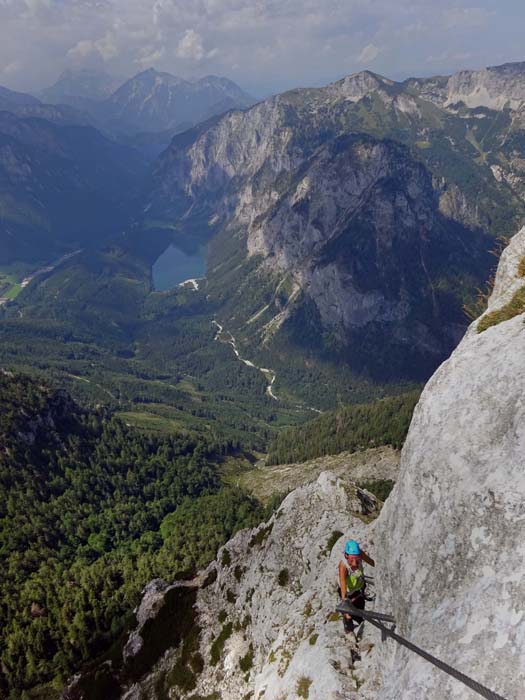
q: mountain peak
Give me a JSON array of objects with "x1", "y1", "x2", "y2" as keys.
[
  {"x1": 103, "y1": 70, "x2": 254, "y2": 132},
  {"x1": 329, "y1": 69, "x2": 397, "y2": 101},
  {"x1": 40, "y1": 68, "x2": 123, "y2": 102},
  {"x1": 131, "y1": 68, "x2": 187, "y2": 86}
]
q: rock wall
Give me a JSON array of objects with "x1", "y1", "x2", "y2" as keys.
[
  {"x1": 371, "y1": 226, "x2": 525, "y2": 699},
  {"x1": 79, "y1": 474, "x2": 382, "y2": 700},
  {"x1": 406, "y1": 61, "x2": 525, "y2": 112}
]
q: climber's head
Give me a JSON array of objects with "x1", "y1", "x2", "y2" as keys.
[
  {"x1": 344, "y1": 539, "x2": 361, "y2": 556},
  {"x1": 344, "y1": 540, "x2": 361, "y2": 569}
]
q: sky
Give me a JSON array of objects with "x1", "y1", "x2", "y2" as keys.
[{"x1": 0, "y1": 0, "x2": 524, "y2": 97}]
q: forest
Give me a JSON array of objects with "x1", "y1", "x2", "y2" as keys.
[
  {"x1": 266, "y1": 391, "x2": 420, "y2": 465},
  {"x1": 0, "y1": 373, "x2": 267, "y2": 696}
]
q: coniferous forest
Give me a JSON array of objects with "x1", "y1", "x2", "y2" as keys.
[
  {"x1": 266, "y1": 391, "x2": 420, "y2": 465},
  {"x1": 0, "y1": 373, "x2": 266, "y2": 695}
]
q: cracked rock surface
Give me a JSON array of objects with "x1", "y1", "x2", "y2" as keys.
[{"x1": 370, "y1": 226, "x2": 525, "y2": 699}]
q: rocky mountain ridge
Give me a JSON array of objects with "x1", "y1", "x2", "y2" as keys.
[
  {"x1": 0, "y1": 84, "x2": 91, "y2": 126},
  {"x1": 149, "y1": 62, "x2": 523, "y2": 381},
  {"x1": 406, "y1": 61, "x2": 525, "y2": 111}
]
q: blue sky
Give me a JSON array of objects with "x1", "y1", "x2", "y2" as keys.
[{"x1": 0, "y1": 0, "x2": 523, "y2": 96}]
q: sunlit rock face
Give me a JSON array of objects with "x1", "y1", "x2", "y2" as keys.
[
  {"x1": 75, "y1": 473, "x2": 381, "y2": 700},
  {"x1": 405, "y1": 61, "x2": 525, "y2": 111},
  {"x1": 371, "y1": 226, "x2": 525, "y2": 699}
]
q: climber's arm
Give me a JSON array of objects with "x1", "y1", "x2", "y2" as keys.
[
  {"x1": 338, "y1": 561, "x2": 347, "y2": 599},
  {"x1": 361, "y1": 550, "x2": 375, "y2": 567}
]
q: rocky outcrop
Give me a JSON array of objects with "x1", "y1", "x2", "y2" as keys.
[
  {"x1": 67, "y1": 473, "x2": 382, "y2": 700},
  {"x1": 240, "y1": 446, "x2": 400, "y2": 503},
  {"x1": 370, "y1": 226, "x2": 525, "y2": 699},
  {"x1": 406, "y1": 60, "x2": 525, "y2": 111}
]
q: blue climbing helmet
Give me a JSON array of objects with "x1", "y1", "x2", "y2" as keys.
[{"x1": 344, "y1": 539, "x2": 361, "y2": 556}]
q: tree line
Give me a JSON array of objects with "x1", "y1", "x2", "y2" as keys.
[{"x1": 266, "y1": 391, "x2": 421, "y2": 465}]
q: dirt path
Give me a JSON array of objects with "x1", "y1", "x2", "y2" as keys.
[{"x1": 212, "y1": 320, "x2": 279, "y2": 400}]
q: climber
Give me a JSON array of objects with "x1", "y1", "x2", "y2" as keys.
[{"x1": 339, "y1": 539, "x2": 375, "y2": 635}]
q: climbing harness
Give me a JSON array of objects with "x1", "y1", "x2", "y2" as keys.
[{"x1": 335, "y1": 600, "x2": 509, "y2": 700}]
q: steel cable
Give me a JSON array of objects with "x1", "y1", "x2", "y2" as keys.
[{"x1": 336, "y1": 600, "x2": 509, "y2": 700}]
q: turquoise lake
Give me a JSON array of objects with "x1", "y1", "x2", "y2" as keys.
[{"x1": 152, "y1": 244, "x2": 207, "y2": 291}]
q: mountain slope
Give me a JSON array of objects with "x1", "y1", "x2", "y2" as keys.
[
  {"x1": 0, "y1": 111, "x2": 147, "y2": 263},
  {"x1": 0, "y1": 84, "x2": 41, "y2": 110},
  {"x1": 147, "y1": 68, "x2": 522, "y2": 383},
  {"x1": 62, "y1": 226, "x2": 525, "y2": 700},
  {"x1": 40, "y1": 68, "x2": 123, "y2": 105},
  {"x1": 0, "y1": 372, "x2": 265, "y2": 695}
]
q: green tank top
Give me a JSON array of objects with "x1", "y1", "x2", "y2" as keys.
[{"x1": 345, "y1": 564, "x2": 365, "y2": 595}]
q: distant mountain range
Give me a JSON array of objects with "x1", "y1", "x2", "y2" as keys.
[
  {"x1": 101, "y1": 69, "x2": 254, "y2": 134},
  {"x1": 39, "y1": 68, "x2": 123, "y2": 103},
  {"x1": 147, "y1": 61, "x2": 525, "y2": 382},
  {"x1": 0, "y1": 68, "x2": 255, "y2": 262},
  {"x1": 2, "y1": 59, "x2": 525, "y2": 382},
  {"x1": 34, "y1": 68, "x2": 255, "y2": 138}
]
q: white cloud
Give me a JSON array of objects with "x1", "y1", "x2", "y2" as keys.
[
  {"x1": 176, "y1": 29, "x2": 205, "y2": 61},
  {"x1": 2, "y1": 59, "x2": 21, "y2": 75},
  {"x1": 135, "y1": 45, "x2": 166, "y2": 67},
  {"x1": 358, "y1": 43, "x2": 380, "y2": 64},
  {"x1": 67, "y1": 33, "x2": 118, "y2": 62},
  {"x1": 443, "y1": 7, "x2": 495, "y2": 30},
  {"x1": 0, "y1": 0, "x2": 522, "y2": 96}
]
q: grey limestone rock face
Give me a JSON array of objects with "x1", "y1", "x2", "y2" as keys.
[
  {"x1": 444, "y1": 62, "x2": 525, "y2": 111},
  {"x1": 113, "y1": 473, "x2": 381, "y2": 700},
  {"x1": 486, "y1": 226, "x2": 525, "y2": 312},
  {"x1": 188, "y1": 472, "x2": 381, "y2": 700},
  {"x1": 123, "y1": 579, "x2": 171, "y2": 664},
  {"x1": 371, "y1": 226, "x2": 525, "y2": 699},
  {"x1": 406, "y1": 61, "x2": 525, "y2": 112}
]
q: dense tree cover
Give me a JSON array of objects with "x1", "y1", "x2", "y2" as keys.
[
  {"x1": 0, "y1": 373, "x2": 265, "y2": 696},
  {"x1": 266, "y1": 391, "x2": 421, "y2": 465}
]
